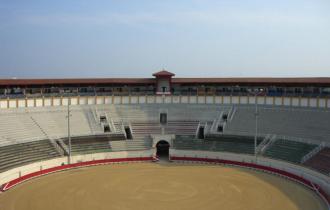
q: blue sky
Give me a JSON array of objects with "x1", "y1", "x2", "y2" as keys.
[{"x1": 0, "y1": 0, "x2": 330, "y2": 78}]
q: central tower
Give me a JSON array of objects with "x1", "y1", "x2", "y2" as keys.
[{"x1": 152, "y1": 70, "x2": 175, "y2": 95}]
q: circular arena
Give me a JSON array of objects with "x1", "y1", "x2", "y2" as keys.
[
  {"x1": 0, "y1": 164, "x2": 326, "y2": 210},
  {"x1": 0, "y1": 71, "x2": 330, "y2": 210}
]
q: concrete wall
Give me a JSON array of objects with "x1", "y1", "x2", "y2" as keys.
[
  {"x1": 169, "y1": 149, "x2": 330, "y2": 203},
  {"x1": 0, "y1": 150, "x2": 153, "y2": 188},
  {"x1": 1, "y1": 95, "x2": 329, "y2": 109},
  {"x1": 1, "y1": 148, "x2": 330, "y2": 208}
]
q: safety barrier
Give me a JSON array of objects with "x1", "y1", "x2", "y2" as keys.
[
  {"x1": 171, "y1": 156, "x2": 330, "y2": 209},
  {"x1": 1, "y1": 156, "x2": 152, "y2": 191}
]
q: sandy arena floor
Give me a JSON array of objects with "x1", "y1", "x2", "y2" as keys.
[{"x1": 0, "y1": 163, "x2": 326, "y2": 210}]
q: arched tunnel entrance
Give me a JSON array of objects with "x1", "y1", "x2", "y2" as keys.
[{"x1": 156, "y1": 140, "x2": 170, "y2": 160}]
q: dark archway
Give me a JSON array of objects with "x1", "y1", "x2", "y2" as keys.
[{"x1": 156, "y1": 140, "x2": 170, "y2": 160}]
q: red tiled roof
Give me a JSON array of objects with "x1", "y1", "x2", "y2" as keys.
[
  {"x1": 0, "y1": 77, "x2": 330, "y2": 86},
  {"x1": 0, "y1": 78, "x2": 156, "y2": 86},
  {"x1": 172, "y1": 77, "x2": 330, "y2": 85},
  {"x1": 152, "y1": 70, "x2": 175, "y2": 77}
]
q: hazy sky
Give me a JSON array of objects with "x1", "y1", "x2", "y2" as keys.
[{"x1": 0, "y1": 0, "x2": 330, "y2": 78}]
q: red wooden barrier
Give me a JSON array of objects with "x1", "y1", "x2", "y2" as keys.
[
  {"x1": 170, "y1": 156, "x2": 330, "y2": 206},
  {"x1": 1, "y1": 157, "x2": 152, "y2": 191}
]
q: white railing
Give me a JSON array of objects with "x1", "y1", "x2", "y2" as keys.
[
  {"x1": 195, "y1": 122, "x2": 201, "y2": 138},
  {"x1": 256, "y1": 134, "x2": 271, "y2": 154},
  {"x1": 301, "y1": 142, "x2": 326, "y2": 163}
]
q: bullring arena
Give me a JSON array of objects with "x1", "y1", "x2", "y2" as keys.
[
  {"x1": 0, "y1": 71, "x2": 330, "y2": 210},
  {"x1": 0, "y1": 163, "x2": 326, "y2": 210}
]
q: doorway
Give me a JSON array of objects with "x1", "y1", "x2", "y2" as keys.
[{"x1": 156, "y1": 140, "x2": 170, "y2": 160}]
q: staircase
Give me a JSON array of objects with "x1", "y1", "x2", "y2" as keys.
[
  {"x1": 57, "y1": 139, "x2": 69, "y2": 155},
  {"x1": 84, "y1": 108, "x2": 103, "y2": 134}
]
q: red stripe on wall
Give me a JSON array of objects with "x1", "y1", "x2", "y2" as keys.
[
  {"x1": 170, "y1": 156, "x2": 330, "y2": 206},
  {"x1": 1, "y1": 157, "x2": 152, "y2": 191}
]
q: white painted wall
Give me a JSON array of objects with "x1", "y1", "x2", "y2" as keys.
[
  {"x1": 0, "y1": 95, "x2": 329, "y2": 109},
  {"x1": 62, "y1": 98, "x2": 69, "y2": 106},
  {"x1": 104, "y1": 96, "x2": 112, "y2": 104},
  {"x1": 223, "y1": 96, "x2": 231, "y2": 104},
  {"x1": 189, "y1": 96, "x2": 197, "y2": 104},
  {"x1": 275, "y1": 97, "x2": 282, "y2": 106},
  {"x1": 197, "y1": 96, "x2": 205, "y2": 104},
  {"x1": 215, "y1": 96, "x2": 222, "y2": 104},
  {"x1": 53, "y1": 98, "x2": 61, "y2": 106},
  {"x1": 96, "y1": 97, "x2": 104, "y2": 105},
  {"x1": 87, "y1": 97, "x2": 96, "y2": 105},
  {"x1": 139, "y1": 96, "x2": 146, "y2": 104},
  {"x1": 156, "y1": 96, "x2": 163, "y2": 104},
  {"x1": 164, "y1": 96, "x2": 171, "y2": 104},
  {"x1": 301, "y1": 98, "x2": 308, "y2": 107},
  {"x1": 292, "y1": 98, "x2": 299, "y2": 106},
  {"x1": 146, "y1": 96, "x2": 155, "y2": 104},
  {"x1": 18, "y1": 99, "x2": 25, "y2": 108},
  {"x1": 27, "y1": 99, "x2": 34, "y2": 107},
  {"x1": 80, "y1": 97, "x2": 88, "y2": 105},
  {"x1": 44, "y1": 98, "x2": 52, "y2": 106},
  {"x1": 231, "y1": 96, "x2": 238, "y2": 104},
  {"x1": 71, "y1": 97, "x2": 78, "y2": 105},
  {"x1": 9, "y1": 100, "x2": 16, "y2": 108},
  {"x1": 310, "y1": 98, "x2": 317, "y2": 107},
  {"x1": 170, "y1": 149, "x2": 330, "y2": 196},
  {"x1": 130, "y1": 96, "x2": 138, "y2": 104},
  {"x1": 319, "y1": 99, "x2": 326, "y2": 108},
  {"x1": 172, "y1": 96, "x2": 180, "y2": 104},
  {"x1": 283, "y1": 97, "x2": 291, "y2": 106},
  {"x1": 240, "y1": 96, "x2": 248, "y2": 104},
  {"x1": 206, "y1": 96, "x2": 214, "y2": 104},
  {"x1": 113, "y1": 96, "x2": 121, "y2": 104},
  {"x1": 0, "y1": 150, "x2": 153, "y2": 187}
]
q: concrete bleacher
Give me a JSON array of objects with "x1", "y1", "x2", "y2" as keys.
[
  {"x1": 0, "y1": 104, "x2": 330, "y2": 174},
  {"x1": 63, "y1": 134, "x2": 126, "y2": 155},
  {"x1": 206, "y1": 134, "x2": 263, "y2": 154},
  {"x1": 130, "y1": 121, "x2": 162, "y2": 137},
  {"x1": 173, "y1": 134, "x2": 319, "y2": 164},
  {"x1": 225, "y1": 107, "x2": 330, "y2": 142},
  {"x1": 31, "y1": 110, "x2": 95, "y2": 139},
  {"x1": 97, "y1": 104, "x2": 229, "y2": 122},
  {"x1": 263, "y1": 139, "x2": 317, "y2": 163},
  {"x1": 1, "y1": 105, "x2": 329, "y2": 146},
  {"x1": 70, "y1": 140, "x2": 111, "y2": 155},
  {"x1": 0, "y1": 140, "x2": 60, "y2": 172},
  {"x1": 164, "y1": 121, "x2": 199, "y2": 135},
  {"x1": 173, "y1": 134, "x2": 262, "y2": 155},
  {"x1": 109, "y1": 137, "x2": 153, "y2": 152},
  {"x1": 0, "y1": 114, "x2": 45, "y2": 146},
  {"x1": 304, "y1": 148, "x2": 330, "y2": 175}
]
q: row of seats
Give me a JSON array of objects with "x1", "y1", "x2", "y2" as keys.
[
  {"x1": 173, "y1": 135, "x2": 318, "y2": 164},
  {"x1": 63, "y1": 134, "x2": 126, "y2": 155},
  {"x1": 263, "y1": 139, "x2": 317, "y2": 163},
  {"x1": 0, "y1": 140, "x2": 60, "y2": 172},
  {"x1": 225, "y1": 107, "x2": 330, "y2": 142},
  {"x1": 304, "y1": 148, "x2": 330, "y2": 174},
  {"x1": 2, "y1": 104, "x2": 329, "y2": 146},
  {"x1": 165, "y1": 121, "x2": 199, "y2": 135},
  {"x1": 130, "y1": 122, "x2": 162, "y2": 137},
  {"x1": 173, "y1": 135, "x2": 262, "y2": 155},
  {"x1": 109, "y1": 137, "x2": 153, "y2": 152},
  {"x1": 0, "y1": 104, "x2": 329, "y2": 176},
  {"x1": 0, "y1": 104, "x2": 227, "y2": 146}
]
